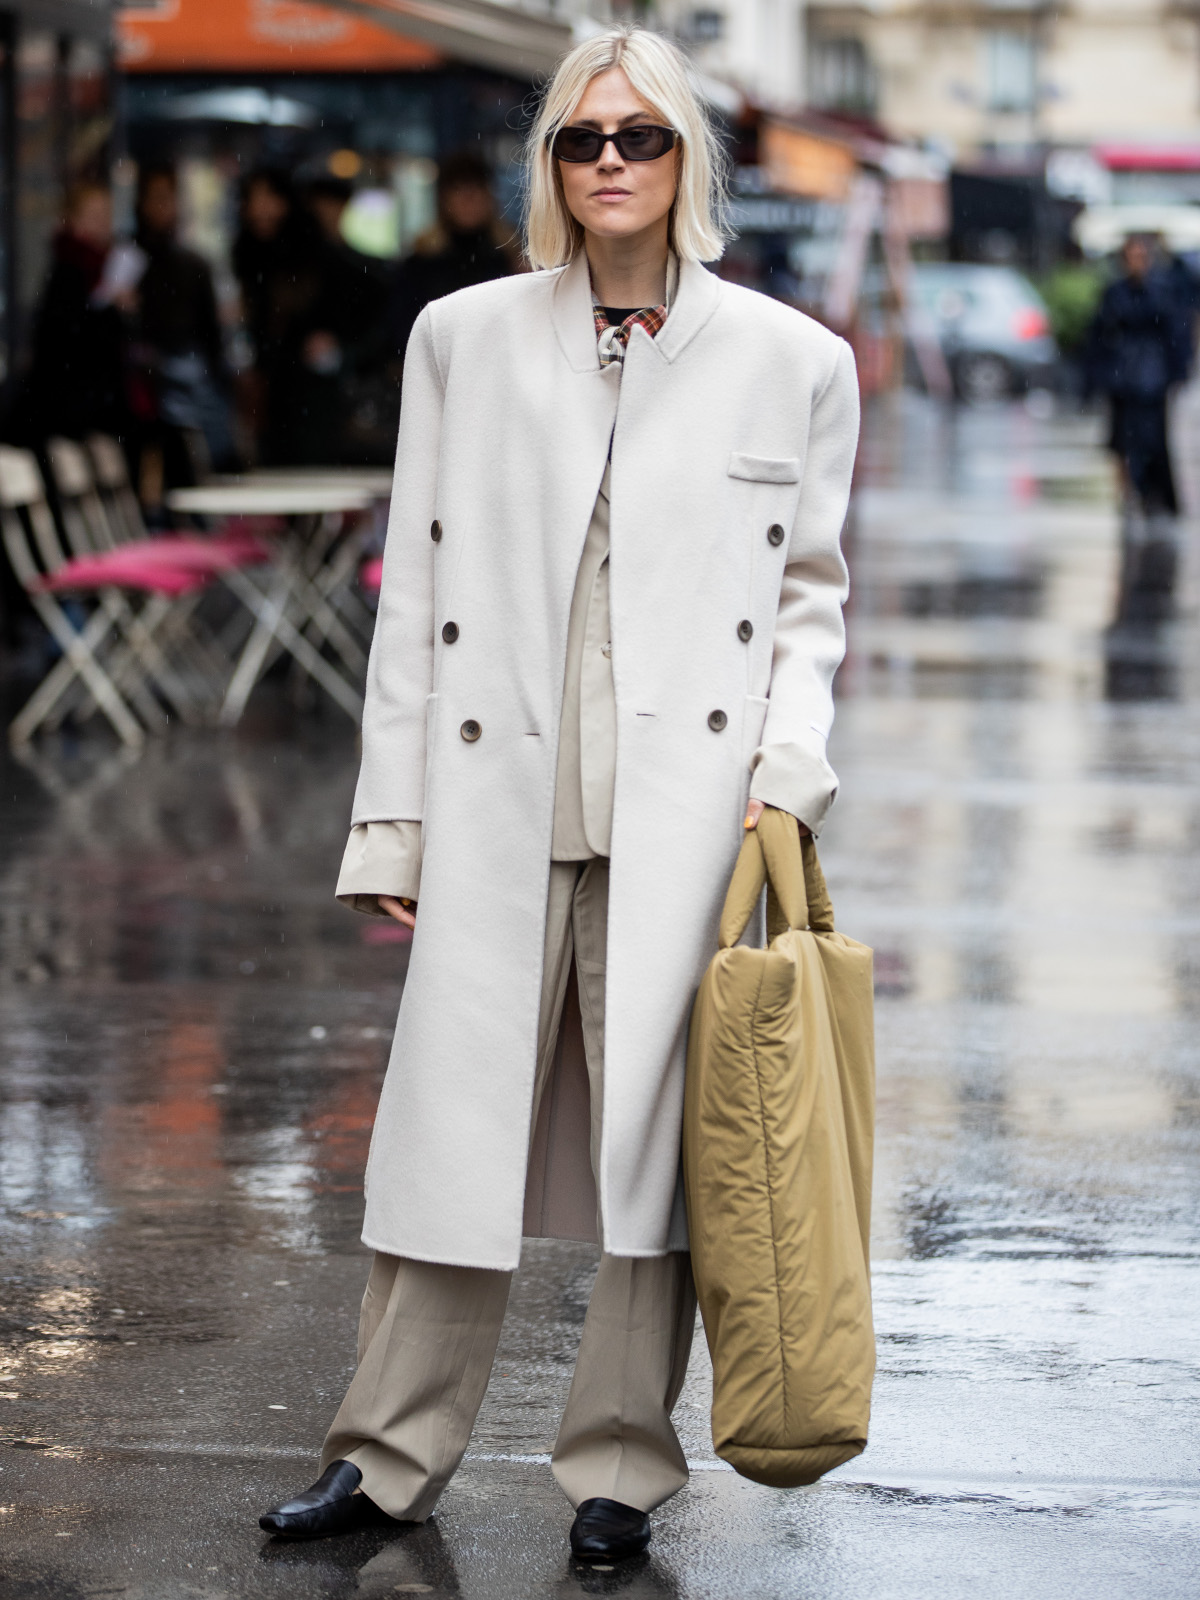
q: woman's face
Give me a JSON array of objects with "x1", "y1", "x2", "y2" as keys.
[{"x1": 556, "y1": 67, "x2": 679, "y2": 247}]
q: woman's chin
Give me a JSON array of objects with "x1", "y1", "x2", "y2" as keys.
[{"x1": 581, "y1": 212, "x2": 666, "y2": 246}]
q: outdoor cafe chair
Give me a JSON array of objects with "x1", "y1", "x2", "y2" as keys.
[
  {"x1": 45, "y1": 438, "x2": 223, "y2": 725},
  {"x1": 0, "y1": 445, "x2": 214, "y2": 750},
  {"x1": 58, "y1": 436, "x2": 275, "y2": 713}
]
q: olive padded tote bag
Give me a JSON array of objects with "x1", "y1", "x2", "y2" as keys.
[{"x1": 683, "y1": 806, "x2": 875, "y2": 1488}]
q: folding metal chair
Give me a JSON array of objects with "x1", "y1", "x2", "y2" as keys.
[
  {"x1": 83, "y1": 433, "x2": 276, "y2": 698},
  {"x1": 44, "y1": 437, "x2": 216, "y2": 724},
  {"x1": 0, "y1": 446, "x2": 213, "y2": 748}
]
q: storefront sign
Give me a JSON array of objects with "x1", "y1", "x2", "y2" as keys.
[
  {"x1": 761, "y1": 121, "x2": 857, "y2": 202},
  {"x1": 727, "y1": 196, "x2": 820, "y2": 233},
  {"x1": 118, "y1": 0, "x2": 440, "y2": 71}
]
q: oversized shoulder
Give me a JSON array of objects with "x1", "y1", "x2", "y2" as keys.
[
  {"x1": 418, "y1": 270, "x2": 561, "y2": 350},
  {"x1": 712, "y1": 276, "x2": 850, "y2": 381}
]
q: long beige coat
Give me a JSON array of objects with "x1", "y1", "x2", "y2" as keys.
[{"x1": 352, "y1": 251, "x2": 859, "y2": 1270}]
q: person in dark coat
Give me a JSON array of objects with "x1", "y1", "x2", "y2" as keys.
[
  {"x1": 303, "y1": 175, "x2": 391, "y2": 461},
  {"x1": 131, "y1": 163, "x2": 232, "y2": 492},
  {"x1": 386, "y1": 152, "x2": 519, "y2": 366},
  {"x1": 1087, "y1": 234, "x2": 1190, "y2": 514},
  {"x1": 17, "y1": 183, "x2": 131, "y2": 446},
  {"x1": 232, "y1": 168, "x2": 345, "y2": 465}
]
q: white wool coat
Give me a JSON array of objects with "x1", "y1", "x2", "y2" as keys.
[{"x1": 351, "y1": 251, "x2": 859, "y2": 1271}]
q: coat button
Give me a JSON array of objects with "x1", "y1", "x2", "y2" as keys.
[
  {"x1": 737, "y1": 619, "x2": 754, "y2": 642},
  {"x1": 460, "y1": 719, "x2": 481, "y2": 742},
  {"x1": 708, "y1": 709, "x2": 728, "y2": 732},
  {"x1": 430, "y1": 519, "x2": 443, "y2": 542},
  {"x1": 442, "y1": 621, "x2": 459, "y2": 643},
  {"x1": 768, "y1": 523, "x2": 785, "y2": 546}
]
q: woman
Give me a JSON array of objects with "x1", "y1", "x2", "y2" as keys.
[{"x1": 261, "y1": 27, "x2": 858, "y2": 1563}]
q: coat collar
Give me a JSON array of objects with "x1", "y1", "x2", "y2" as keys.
[{"x1": 551, "y1": 250, "x2": 722, "y2": 374}]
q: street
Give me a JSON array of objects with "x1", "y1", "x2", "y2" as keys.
[{"x1": 1, "y1": 389, "x2": 1197, "y2": 1599}]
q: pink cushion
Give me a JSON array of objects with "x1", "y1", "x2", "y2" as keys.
[
  {"x1": 123, "y1": 534, "x2": 271, "y2": 572},
  {"x1": 34, "y1": 553, "x2": 211, "y2": 597},
  {"x1": 360, "y1": 556, "x2": 384, "y2": 593}
]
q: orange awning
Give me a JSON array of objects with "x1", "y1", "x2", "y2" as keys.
[
  {"x1": 118, "y1": 0, "x2": 441, "y2": 73},
  {"x1": 118, "y1": 0, "x2": 572, "y2": 77}
]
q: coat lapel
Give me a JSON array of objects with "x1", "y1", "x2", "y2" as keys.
[
  {"x1": 649, "y1": 259, "x2": 722, "y2": 363},
  {"x1": 551, "y1": 253, "x2": 601, "y2": 373}
]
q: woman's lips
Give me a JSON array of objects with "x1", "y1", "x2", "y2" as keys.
[{"x1": 593, "y1": 188, "x2": 631, "y2": 199}]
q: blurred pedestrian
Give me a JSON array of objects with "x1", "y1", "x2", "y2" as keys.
[
  {"x1": 262, "y1": 26, "x2": 858, "y2": 1567},
  {"x1": 1155, "y1": 240, "x2": 1200, "y2": 374},
  {"x1": 1087, "y1": 234, "x2": 1188, "y2": 515},
  {"x1": 130, "y1": 163, "x2": 233, "y2": 503},
  {"x1": 232, "y1": 167, "x2": 344, "y2": 465},
  {"x1": 385, "y1": 151, "x2": 519, "y2": 364},
  {"x1": 304, "y1": 174, "x2": 390, "y2": 462},
  {"x1": 15, "y1": 182, "x2": 133, "y2": 447}
]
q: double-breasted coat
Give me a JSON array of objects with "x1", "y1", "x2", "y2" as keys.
[{"x1": 351, "y1": 251, "x2": 859, "y2": 1271}]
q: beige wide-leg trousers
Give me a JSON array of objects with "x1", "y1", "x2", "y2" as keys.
[{"x1": 320, "y1": 860, "x2": 697, "y2": 1521}]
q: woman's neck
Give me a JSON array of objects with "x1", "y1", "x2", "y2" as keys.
[{"x1": 584, "y1": 222, "x2": 670, "y2": 309}]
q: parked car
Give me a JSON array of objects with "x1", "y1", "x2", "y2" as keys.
[{"x1": 909, "y1": 264, "x2": 1059, "y2": 401}]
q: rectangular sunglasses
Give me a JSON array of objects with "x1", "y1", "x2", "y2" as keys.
[{"x1": 551, "y1": 124, "x2": 678, "y2": 163}]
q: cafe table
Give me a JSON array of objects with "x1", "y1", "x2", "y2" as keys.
[{"x1": 167, "y1": 481, "x2": 375, "y2": 726}]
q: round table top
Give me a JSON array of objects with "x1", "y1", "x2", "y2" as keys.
[
  {"x1": 167, "y1": 483, "x2": 376, "y2": 516},
  {"x1": 220, "y1": 468, "x2": 395, "y2": 497}
]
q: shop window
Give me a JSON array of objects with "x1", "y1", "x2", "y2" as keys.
[
  {"x1": 688, "y1": 10, "x2": 725, "y2": 43},
  {"x1": 985, "y1": 31, "x2": 1036, "y2": 113},
  {"x1": 808, "y1": 36, "x2": 877, "y2": 116}
]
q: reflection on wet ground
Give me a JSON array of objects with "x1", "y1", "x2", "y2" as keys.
[{"x1": 1, "y1": 392, "x2": 1198, "y2": 1598}]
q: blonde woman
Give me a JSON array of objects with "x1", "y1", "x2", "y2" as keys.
[{"x1": 261, "y1": 25, "x2": 859, "y2": 1562}]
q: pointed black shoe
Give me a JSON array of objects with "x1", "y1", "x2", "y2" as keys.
[
  {"x1": 569, "y1": 1498, "x2": 652, "y2": 1562},
  {"x1": 259, "y1": 1460, "x2": 387, "y2": 1539}
]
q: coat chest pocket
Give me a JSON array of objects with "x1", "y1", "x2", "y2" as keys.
[{"x1": 727, "y1": 453, "x2": 802, "y2": 484}]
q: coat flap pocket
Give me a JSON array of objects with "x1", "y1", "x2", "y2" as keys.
[{"x1": 727, "y1": 452, "x2": 803, "y2": 484}]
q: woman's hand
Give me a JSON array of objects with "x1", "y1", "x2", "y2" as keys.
[
  {"x1": 744, "y1": 799, "x2": 810, "y2": 836},
  {"x1": 378, "y1": 895, "x2": 417, "y2": 929}
]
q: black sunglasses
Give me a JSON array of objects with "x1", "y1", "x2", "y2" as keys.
[{"x1": 551, "y1": 124, "x2": 678, "y2": 164}]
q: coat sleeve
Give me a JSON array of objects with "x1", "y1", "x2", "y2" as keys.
[
  {"x1": 335, "y1": 820, "x2": 423, "y2": 915},
  {"x1": 347, "y1": 305, "x2": 444, "y2": 831},
  {"x1": 749, "y1": 338, "x2": 858, "y2": 834}
]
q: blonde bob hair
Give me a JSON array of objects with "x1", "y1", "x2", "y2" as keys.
[{"x1": 524, "y1": 27, "x2": 728, "y2": 270}]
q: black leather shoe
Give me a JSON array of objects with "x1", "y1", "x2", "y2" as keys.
[
  {"x1": 259, "y1": 1460, "x2": 387, "y2": 1539},
  {"x1": 569, "y1": 1497, "x2": 651, "y2": 1562}
]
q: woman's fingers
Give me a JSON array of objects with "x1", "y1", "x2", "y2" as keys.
[
  {"x1": 378, "y1": 895, "x2": 417, "y2": 929},
  {"x1": 743, "y1": 799, "x2": 812, "y2": 837}
]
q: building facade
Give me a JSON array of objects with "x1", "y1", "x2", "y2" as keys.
[{"x1": 801, "y1": 0, "x2": 1200, "y2": 160}]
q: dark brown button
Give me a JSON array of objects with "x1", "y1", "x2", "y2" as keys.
[
  {"x1": 768, "y1": 523, "x2": 785, "y2": 546},
  {"x1": 442, "y1": 621, "x2": 459, "y2": 643},
  {"x1": 708, "y1": 709, "x2": 728, "y2": 732},
  {"x1": 460, "y1": 719, "x2": 481, "y2": 742},
  {"x1": 737, "y1": 619, "x2": 754, "y2": 642},
  {"x1": 430, "y1": 519, "x2": 443, "y2": 542}
]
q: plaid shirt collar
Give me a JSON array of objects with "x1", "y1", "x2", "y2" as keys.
[
  {"x1": 593, "y1": 302, "x2": 668, "y2": 366},
  {"x1": 591, "y1": 254, "x2": 677, "y2": 367}
]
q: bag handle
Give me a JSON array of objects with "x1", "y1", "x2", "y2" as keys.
[{"x1": 718, "y1": 806, "x2": 835, "y2": 950}]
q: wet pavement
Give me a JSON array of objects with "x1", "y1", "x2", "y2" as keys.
[{"x1": 1, "y1": 390, "x2": 1198, "y2": 1598}]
